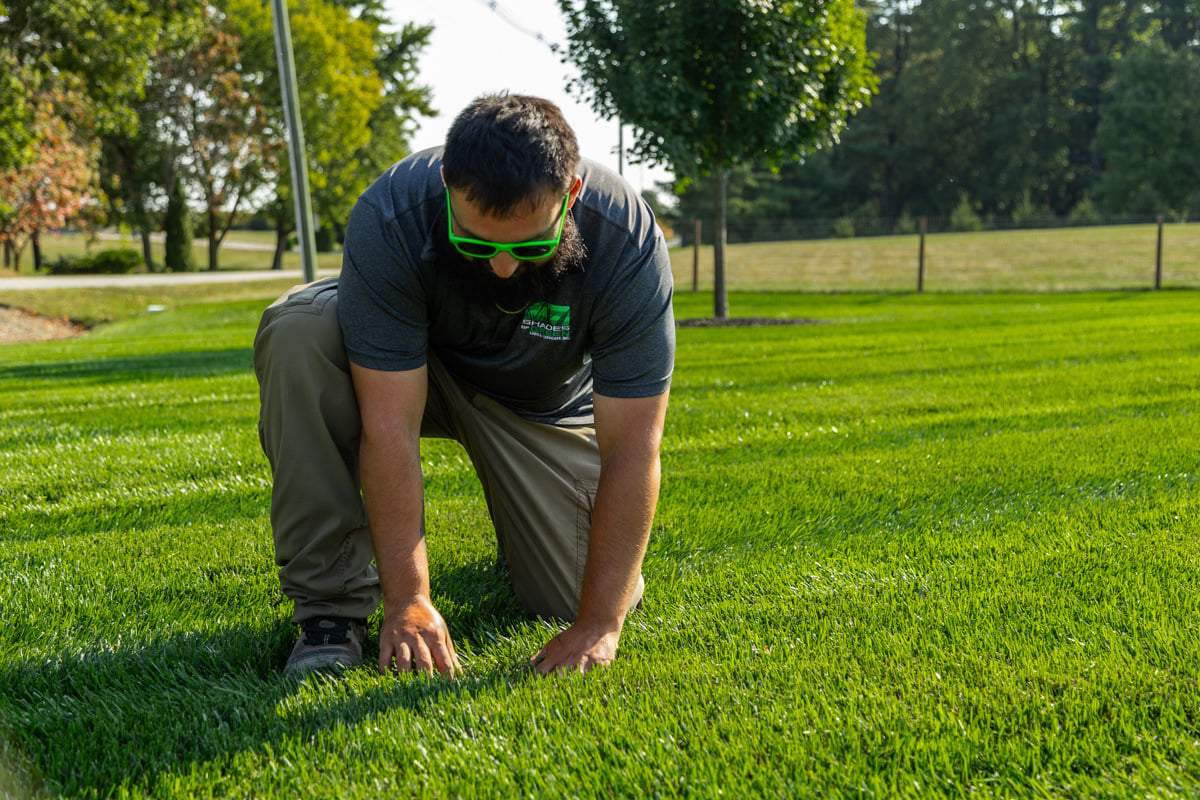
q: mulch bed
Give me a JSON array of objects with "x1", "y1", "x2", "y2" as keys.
[{"x1": 0, "y1": 306, "x2": 87, "y2": 344}]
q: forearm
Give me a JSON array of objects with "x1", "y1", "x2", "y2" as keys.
[
  {"x1": 358, "y1": 427, "x2": 430, "y2": 608},
  {"x1": 575, "y1": 448, "x2": 661, "y2": 627}
]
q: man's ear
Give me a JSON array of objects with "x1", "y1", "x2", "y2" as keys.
[{"x1": 567, "y1": 176, "x2": 583, "y2": 208}]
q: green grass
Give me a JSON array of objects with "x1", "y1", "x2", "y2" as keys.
[{"x1": 2, "y1": 286, "x2": 1199, "y2": 797}]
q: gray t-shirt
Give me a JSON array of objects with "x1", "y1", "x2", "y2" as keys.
[{"x1": 338, "y1": 147, "x2": 675, "y2": 425}]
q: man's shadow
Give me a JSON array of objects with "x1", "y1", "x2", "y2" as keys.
[{"x1": 1, "y1": 559, "x2": 532, "y2": 798}]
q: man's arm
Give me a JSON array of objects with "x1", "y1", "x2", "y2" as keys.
[
  {"x1": 349, "y1": 362, "x2": 460, "y2": 677},
  {"x1": 532, "y1": 389, "x2": 670, "y2": 675}
]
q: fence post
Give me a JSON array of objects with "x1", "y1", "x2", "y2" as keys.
[
  {"x1": 1155, "y1": 215, "x2": 1164, "y2": 290},
  {"x1": 692, "y1": 219, "x2": 701, "y2": 292},
  {"x1": 917, "y1": 216, "x2": 927, "y2": 293}
]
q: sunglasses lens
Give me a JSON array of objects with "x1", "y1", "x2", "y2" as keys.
[
  {"x1": 454, "y1": 241, "x2": 499, "y2": 258},
  {"x1": 511, "y1": 244, "x2": 555, "y2": 260}
]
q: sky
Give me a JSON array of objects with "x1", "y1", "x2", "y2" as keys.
[{"x1": 382, "y1": 0, "x2": 673, "y2": 195}]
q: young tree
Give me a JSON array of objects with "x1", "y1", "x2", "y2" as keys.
[
  {"x1": 99, "y1": 0, "x2": 206, "y2": 270},
  {"x1": 557, "y1": 0, "x2": 875, "y2": 318},
  {"x1": 161, "y1": 7, "x2": 272, "y2": 271}
]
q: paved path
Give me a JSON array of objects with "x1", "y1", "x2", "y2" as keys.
[{"x1": 1, "y1": 269, "x2": 339, "y2": 291}]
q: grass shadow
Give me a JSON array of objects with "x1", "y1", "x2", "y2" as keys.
[
  {"x1": 1, "y1": 618, "x2": 526, "y2": 797},
  {"x1": 0, "y1": 348, "x2": 254, "y2": 386},
  {"x1": 1, "y1": 556, "x2": 538, "y2": 797}
]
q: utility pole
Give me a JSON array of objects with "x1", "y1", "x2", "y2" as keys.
[
  {"x1": 618, "y1": 118, "x2": 624, "y2": 176},
  {"x1": 271, "y1": 0, "x2": 318, "y2": 282}
]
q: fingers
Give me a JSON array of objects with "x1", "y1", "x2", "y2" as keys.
[
  {"x1": 379, "y1": 630, "x2": 461, "y2": 678},
  {"x1": 530, "y1": 643, "x2": 603, "y2": 676},
  {"x1": 530, "y1": 624, "x2": 620, "y2": 676}
]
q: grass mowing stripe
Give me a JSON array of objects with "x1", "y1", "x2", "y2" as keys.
[{"x1": 1, "y1": 289, "x2": 1198, "y2": 797}]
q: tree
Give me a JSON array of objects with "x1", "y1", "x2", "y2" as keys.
[
  {"x1": 161, "y1": 6, "x2": 272, "y2": 271},
  {"x1": 0, "y1": 86, "x2": 93, "y2": 271},
  {"x1": 224, "y1": 0, "x2": 432, "y2": 270},
  {"x1": 1, "y1": 0, "x2": 159, "y2": 167},
  {"x1": 2, "y1": 0, "x2": 160, "y2": 268},
  {"x1": 0, "y1": 48, "x2": 36, "y2": 177},
  {"x1": 99, "y1": 0, "x2": 206, "y2": 270},
  {"x1": 557, "y1": 0, "x2": 875, "y2": 318},
  {"x1": 1095, "y1": 43, "x2": 1200, "y2": 217}
]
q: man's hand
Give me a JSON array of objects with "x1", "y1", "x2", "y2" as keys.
[
  {"x1": 379, "y1": 595, "x2": 461, "y2": 678},
  {"x1": 530, "y1": 619, "x2": 622, "y2": 676}
]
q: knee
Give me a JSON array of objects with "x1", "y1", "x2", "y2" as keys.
[{"x1": 254, "y1": 301, "x2": 348, "y2": 386}]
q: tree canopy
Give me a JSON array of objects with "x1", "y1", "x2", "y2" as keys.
[
  {"x1": 1095, "y1": 42, "x2": 1200, "y2": 216},
  {"x1": 668, "y1": 0, "x2": 1200, "y2": 235},
  {"x1": 557, "y1": 0, "x2": 876, "y2": 318},
  {"x1": 0, "y1": 0, "x2": 433, "y2": 272}
]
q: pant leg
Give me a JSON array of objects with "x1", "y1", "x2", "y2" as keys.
[
  {"x1": 253, "y1": 278, "x2": 379, "y2": 623},
  {"x1": 425, "y1": 358, "x2": 644, "y2": 621},
  {"x1": 254, "y1": 279, "x2": 641, "y2": 624}
]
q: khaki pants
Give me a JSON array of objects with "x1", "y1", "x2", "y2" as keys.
[{"x1": 253, "y1": 278, "x2": 639, "y2": 623}]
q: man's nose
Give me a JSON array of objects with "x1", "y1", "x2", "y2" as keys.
[{"x1": 488, "y1": 253, "x2": 520, "y2": 279}]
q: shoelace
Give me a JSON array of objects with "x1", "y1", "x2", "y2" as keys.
[{"x1": 302, "y1": 618, "x2": 352, "y2": 646}]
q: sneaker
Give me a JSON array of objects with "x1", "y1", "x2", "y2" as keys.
[{"x1": 284, "y1": 616, "x2": 367, "y2": 677}]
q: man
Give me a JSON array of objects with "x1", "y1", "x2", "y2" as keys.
[{"x1": 253, "y1": 94, "x2": 674, "y2": 678}]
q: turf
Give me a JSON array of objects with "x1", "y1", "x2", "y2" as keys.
[{"x1": 1, "y1": 288, "x2": 1198, "y2": 798}]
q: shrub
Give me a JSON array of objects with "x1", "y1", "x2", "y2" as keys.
[
  {"x1": 164, "y1": 181, "x2": 196, "y2": 272},
  {"x1": 1011, "y1": 191, "x2": 1048, "y2": 229},
  {"x1": 950, "y1": 196, "x2": 983, "y2": 232},
  {"x1": 1128, "y1": 184, "x2": 1166, "y2": 216},
  {"x1": 1067, "y1": 196, "x2": 1101, "y2": 226},
  {"x1": 47, "y1": 248, "x2": 142, "y2": 275},
  {"x1": 895, "y1": 213, "x2": 918, "y2": 235},
  {"x1": 831, "y1": 217, "x2": 856, "y2": 238}
]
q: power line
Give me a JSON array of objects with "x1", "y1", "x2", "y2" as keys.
[{"x1": 468, "y1": 0, "x2": 560, "y2": 49}]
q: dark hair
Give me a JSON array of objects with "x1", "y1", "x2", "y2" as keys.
[{"x1": 442, "y1": 94, "x2": 580, "y2": 218}]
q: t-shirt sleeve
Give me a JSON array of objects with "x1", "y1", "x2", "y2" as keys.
[
  {"x1": 337, "y1": 193, "x2": 429, "y2": 372},
  {"x1": 588, "y1": 224, "x2": 676, "y2": 399}
]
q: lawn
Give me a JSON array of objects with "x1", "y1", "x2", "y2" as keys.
[{"x1": 1, "y1": 285, "x2": 1198, "y2": 797}]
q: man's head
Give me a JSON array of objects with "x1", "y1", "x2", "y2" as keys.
[
  {"x1": 442, "y1": 93, "x2": 580, "y2": 216},
  {"x1": 440, "y1": 94, "x2": 586, "y2": 307}
]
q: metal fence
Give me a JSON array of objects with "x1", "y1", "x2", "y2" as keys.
[{"x1": 669, "y1": 216, "x2": 1200, "y2": 294}]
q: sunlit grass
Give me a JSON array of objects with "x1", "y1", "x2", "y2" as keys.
[{"x1": 2, "y1": 288, "x2": 1199, "y2": 797}]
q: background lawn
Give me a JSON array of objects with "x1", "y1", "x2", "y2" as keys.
[{"x1": 1, "y1": 284, "x2": 1198, "y2": 798}]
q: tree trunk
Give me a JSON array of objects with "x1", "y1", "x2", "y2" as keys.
[
  {"x1": 208, "y1": 208, "x2": 219, "y2": 271},
  {"x1": 140, "y1": 229, "x2": 156, "y2": 272},
  {"x1": 272, "y1": 222, "x2": 288, "y2": 271},
  {"x1": 711, "y1": 166, "x2": 729, "y2": 320},
  {"x1": 31, "y1": 229, "x2": 42, "y2": 272}
]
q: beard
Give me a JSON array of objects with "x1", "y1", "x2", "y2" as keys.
[{"x1": 436, "y1": 213, "x2": 587, "y2": 311}]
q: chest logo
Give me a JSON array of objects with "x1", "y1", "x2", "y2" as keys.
[{"x1": 521, "y1": 302, "x2": 571, "y2": 341}]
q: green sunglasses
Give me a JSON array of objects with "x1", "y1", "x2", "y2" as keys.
[{"x1": 445, "y1": 190, "x2": 569, "y2": 261}]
